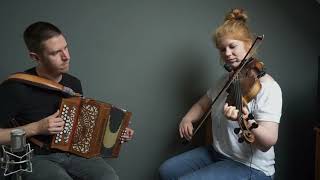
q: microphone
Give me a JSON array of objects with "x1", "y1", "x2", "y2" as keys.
[
  {"x1": 11, "y1": 129, "x2": 26, "y2": 154},
  {"x1": 1, "y1": 128, "x2": 33, "y2": 180}
]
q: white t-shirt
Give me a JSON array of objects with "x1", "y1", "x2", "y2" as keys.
[{"x1": 206, "y1": 73, "x2": 282, "y2": 176}]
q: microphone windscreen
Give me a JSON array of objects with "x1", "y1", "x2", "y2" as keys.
[{"x1": 10, "y1": 129, "x2": 26, "y2": 153}]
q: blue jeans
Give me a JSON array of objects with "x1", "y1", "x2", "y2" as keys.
[
  {"x1": 21, "y1": 153, "x2": 118, "y2": 180},
  {"x1": 159, "y1": 146, "x2": 272, "y2": 180}
]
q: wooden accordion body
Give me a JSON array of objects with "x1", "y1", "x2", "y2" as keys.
[{"x1": 50, "y1": 97, "x2": 132, "y2": 158}]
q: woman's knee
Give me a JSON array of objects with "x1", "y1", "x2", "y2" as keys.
[{"x1": 159, "y1": 159, "x2": 178, "y2": 180}]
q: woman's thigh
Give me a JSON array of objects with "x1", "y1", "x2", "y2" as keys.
[
  {"x1": 180, "y1": 158, "x2": 272, "y2": 180},
  {"x1": 159, "y1": 146, "x2": 222, "y2": 179}
]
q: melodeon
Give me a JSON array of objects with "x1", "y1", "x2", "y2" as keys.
[{"x1": 50, "y1": 97, "x2": 132, "y2": 158}]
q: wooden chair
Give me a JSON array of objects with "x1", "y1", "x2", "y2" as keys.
[{"x1": 315, "y1": 127, "x2": 320, "y2": 180}]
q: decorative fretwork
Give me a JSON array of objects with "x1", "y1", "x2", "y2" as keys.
[{"x1": 72, "y1": 104, "x2": 99, "y2": 153}]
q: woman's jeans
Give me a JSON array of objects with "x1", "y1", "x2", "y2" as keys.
[{"x1": 159, "y1": 145, "x2": 272, "y2": 180}]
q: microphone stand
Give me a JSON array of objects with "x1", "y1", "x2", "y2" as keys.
[{"x1": 1, "y1": 129, "x2": 33, "y2": 180}]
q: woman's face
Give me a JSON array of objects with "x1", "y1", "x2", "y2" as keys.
[{"x1": 217, "y1": 37, "x2": 249, "y2": 70}]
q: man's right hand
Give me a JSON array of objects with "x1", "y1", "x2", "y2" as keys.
[
  {"x1": 179, "y1": 118, "x2": 193, "y2": 141},
  {"x1": 36, "y1": 110, "x2": 65, "y2": 135}
]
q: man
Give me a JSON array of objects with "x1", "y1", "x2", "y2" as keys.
[{"x1": 0, "y1": 21, "x2": 134, "y2": 180}]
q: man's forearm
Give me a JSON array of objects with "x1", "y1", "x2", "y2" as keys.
[{"x1": 0, "y1": 122, "x2": 39, "y2": 144}]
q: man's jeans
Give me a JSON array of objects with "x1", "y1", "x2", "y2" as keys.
[
  {"x1": 159, "y1": 146, "x2": 272, "y2": 180},
  {"x1": 21, "y1": 152, "x2": 118, "y2": 180}
]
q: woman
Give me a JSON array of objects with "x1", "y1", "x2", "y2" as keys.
[{"x1": 159, "y1": 8, "x2": 282, "y2": 180}]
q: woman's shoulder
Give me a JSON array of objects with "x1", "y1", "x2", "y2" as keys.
[
  {"x1": 259, "y1": 74, "x2": 282, "y2": 94},
  {"x1": 260, "y1": 74, "x2": 279, "y2": 86}
]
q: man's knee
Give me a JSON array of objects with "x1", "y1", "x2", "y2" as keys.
[
  {"x1": 87, "y1": 163, "x2": 119, "y2": 180},
  {"x1": 23, "y1": 168, "x2": 72, "y2": 180},
  {"x1": 100, "y1": 171, "x2": 119, "y2": 180}
]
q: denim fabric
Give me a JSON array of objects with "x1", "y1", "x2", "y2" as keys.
[
  {"x1": 21, "y1": 153, "x2": 118, "y2": 180},
  {"x1": 159, "y1": 146, "x2": 272, "y2": 180}
]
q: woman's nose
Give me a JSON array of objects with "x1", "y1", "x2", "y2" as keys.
[{"x1": 225, "y1": 48, "x2": 232, "y2": 56}]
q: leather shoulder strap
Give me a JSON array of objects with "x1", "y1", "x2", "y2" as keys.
[{"x1": 7, "y1": 73, "x2": 82, "y2": 97}]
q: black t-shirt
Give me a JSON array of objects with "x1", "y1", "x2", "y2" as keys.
[{"x1": 0, "y1": 67, "x2": 82, "y2": 153}]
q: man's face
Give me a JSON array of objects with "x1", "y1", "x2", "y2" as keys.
[{"x1": 37, "y1": 35, "x2": 70, "y2": 75}]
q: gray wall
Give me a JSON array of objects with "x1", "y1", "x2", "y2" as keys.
[{"x1": 0, "y1": 0, "x2": 319, "y2": 179}]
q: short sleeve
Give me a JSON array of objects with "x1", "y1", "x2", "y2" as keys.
[{"x1": 253, "y1": 80, "x2": 282, "y2": 123}]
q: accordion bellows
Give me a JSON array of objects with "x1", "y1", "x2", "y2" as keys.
[{"x1": 50, "y1": 97, "x2": 131, "y2": 158}]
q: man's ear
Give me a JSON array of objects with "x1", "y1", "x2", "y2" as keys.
[{"x1": 29, "y1": 52, "x2": 40, "y2": 63}]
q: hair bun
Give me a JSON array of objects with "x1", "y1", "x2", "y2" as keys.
[{"x1": 224, "y1": 8, "x2": 248, "y2": 23}]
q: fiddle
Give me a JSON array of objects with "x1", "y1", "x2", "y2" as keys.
[
  {"x1": 225, "y1": 57, "x2": 265, "y2": 143},
  {"x1": 191, "y1": 35, "x2": 265, "y2": 144}
]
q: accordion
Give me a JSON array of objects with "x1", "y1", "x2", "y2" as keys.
[{"x1": 50, "y1": 97, "x2": 132, "y2": 158}]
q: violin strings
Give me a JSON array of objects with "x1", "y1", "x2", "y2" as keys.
[{"x1": 235, "y1": 75, "x2": 243, "y2": 129}]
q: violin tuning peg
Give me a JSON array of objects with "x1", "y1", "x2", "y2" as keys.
[
  {"x1": 234, "y1": 128, "x2": 241, "y2": 134},
  {"x1": 248, "y1": 113, "x2": 254, "y2": 120},
  {"x1": 238, "y1": 137, "x2": 245, "y2": 143},
  {"x1": 249, "y1": 122, "x2": 259, "y2": 130}
]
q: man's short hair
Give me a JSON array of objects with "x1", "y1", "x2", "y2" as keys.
[{"x1": 23, "y1": 21, "x2": 62, "y2": 53}]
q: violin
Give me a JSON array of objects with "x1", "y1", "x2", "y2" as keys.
[
  {"x1": 192, "y1": 35, "x2": 265, "y2": 144},
  {"x1": 225, "y1": 57, "x2": 265, "y2": 143}
]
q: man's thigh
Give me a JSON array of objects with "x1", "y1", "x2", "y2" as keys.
[
  {"x1": 22, "y1": 156, "x2": 72, "y2": 180},
  {"x1": 68, "y1": 155, "x2": 118, "y2": 180}
]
